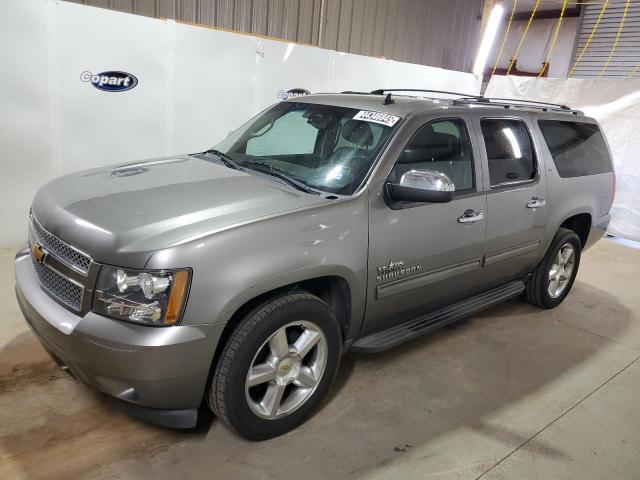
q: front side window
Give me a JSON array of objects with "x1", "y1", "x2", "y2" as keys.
[
  {"x1": 481, "y1": 118, "x2": 536, "y2": 187},
  {"x1": 213, "y1": 102, "x2": 397, "y2": 195},
  {"x1": 538, "y1": 120, "x2": 612, "y2": 177},
  {"x1": 389, "y1": 118, "x2": 475, "y2": 192}
]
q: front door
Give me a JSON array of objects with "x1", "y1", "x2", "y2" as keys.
[{"x1": 365, "y1": 116, "x2": 488, "y2": 332}]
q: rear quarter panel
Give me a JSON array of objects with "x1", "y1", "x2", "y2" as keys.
[{"x1": 530, "y1": 114, "x2": 614, "y2": 254}]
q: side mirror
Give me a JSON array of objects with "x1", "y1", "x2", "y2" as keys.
[{"x1": 387, "y1": 169, "x2": 455, "y2": 203}]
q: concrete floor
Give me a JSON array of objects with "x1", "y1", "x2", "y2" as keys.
[{"x1": 1, "y1": 239, "x2": 639, "y2": 480}]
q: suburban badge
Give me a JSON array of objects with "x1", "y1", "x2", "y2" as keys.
[{"x1": 376, "y1": 260, "x2": 421, "y2": 282}]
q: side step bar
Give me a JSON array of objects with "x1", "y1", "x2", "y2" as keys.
[{"x1": 351, "y1": 280, "x2": 525, "y2": 353}]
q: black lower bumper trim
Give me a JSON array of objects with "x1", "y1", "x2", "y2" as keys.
[{"x1": 106, "y1": 397, "x2": 199, "y2": 429}]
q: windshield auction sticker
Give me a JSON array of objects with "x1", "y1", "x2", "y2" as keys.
[{"x1": 353, "y1": 110, "x2": 400, "y2": 127}]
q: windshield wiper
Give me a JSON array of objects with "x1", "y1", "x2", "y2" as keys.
[
  {"x1": 202, "y1": 152, "x2": 319, "y2": 195},
  {"x1": 242, "y1": 160, "x2": 320, "y2": 195},
  {"x1": 202, "y1": 149, "x2": 242, "y2": 170}
]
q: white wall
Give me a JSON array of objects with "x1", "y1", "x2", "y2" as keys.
[
  {"x1": 0, "y1": 0, "x2": 481, "y2": 247},
  {"x1": 486, "y1": 76, "x2": 640, "y2": 242}
]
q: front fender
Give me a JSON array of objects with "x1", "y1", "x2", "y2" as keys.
[
  {"x1": 215, "y1": 264, "x2": 361, "y2": 328},
  {"x1": 146, "y1": 194, "x2": 369, "y2": 337}
]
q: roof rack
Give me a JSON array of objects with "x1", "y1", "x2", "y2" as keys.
[
  {"x1": 370, "y1": 88, "x2": 482, "y2": 100},
  {"x1": 364, "y1": 89, "x2": 581, "y2": 114},
  {"x1": 452, "y1": 96, "x2": 582, "y2": 114}
]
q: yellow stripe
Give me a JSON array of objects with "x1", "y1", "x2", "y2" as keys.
[
  {"x1": 598, "y1": 0, "x2": 631, "y2": 76},
  {"x1": 629, "y1": 64, "x2": 640, "y2": 78},
  {"x1": 538, "y1": 0, "x2": 568, "y2": 78},
  {"x1": 492, "y1": 0, "x2": 518, "y2": 76},
  {"x1": 507, "y1": 0, "x2": 540, "y2": 75},
  {"x1": 568, "y1": 0, "x2": 609, "y2": 78}
]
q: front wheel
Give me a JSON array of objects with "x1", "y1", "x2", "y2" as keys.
[
  {"x1": 208, "y1": 292, "x2": 342, "y2": 440},
  {"x1": 525, "y1": 228, "x2": 582, "y2": 308}
]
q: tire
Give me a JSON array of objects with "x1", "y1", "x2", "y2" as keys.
[
  {"x1": 208, "y1": 292, "x2": 342, "y2": 440},
  {"x1": 525, "y1": 228, "x2": 582, "y2": 309}
]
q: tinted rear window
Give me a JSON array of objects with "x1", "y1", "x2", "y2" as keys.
[
  {"x1": 480, "y1": 118, "x2": 536, "y2": 187},
  {"x1": 538, "y1": 120, "x2": 612, "y2": 177}
]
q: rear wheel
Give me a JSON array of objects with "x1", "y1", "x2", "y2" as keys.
[
  {"x1": 525, "y1": 228, "x2": 581, "y2": 308},
  {"x1": 208, "y1": 292, "x2": 341, "y2": 440}
]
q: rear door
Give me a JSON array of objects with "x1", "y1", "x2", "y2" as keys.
[{"x1": 470, "y1": 114, "x2": 548, "y2": 284}]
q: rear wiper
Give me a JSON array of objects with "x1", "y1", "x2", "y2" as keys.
[
  {"x1": 202, "y1": 149, "x2": 242, "y2": 170},
  {"x1": 242, "y1": 161, "x2": 320, "y2": 195}
]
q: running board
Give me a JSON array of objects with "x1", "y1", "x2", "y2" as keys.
[{"x1": 351, "y1": 280, "x2": 525, "y2": 353}]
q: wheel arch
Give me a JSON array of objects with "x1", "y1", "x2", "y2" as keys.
[
  {"x1": 209, "y1": 274, "x2": 353, "y2": 382},
  {"x1": 559, "y1": 212, "x2": 592, "y2": 248}
]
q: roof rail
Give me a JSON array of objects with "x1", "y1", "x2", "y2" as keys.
[
  {"x1": 370, "y1": 88, "x2": 482, "y2": 100},
  {"x1": 366, "y1": 89, "x2": 580, "y2": 114},
  {"x1": 487, "y1": 97, "x2": 572, "y2": 110},
  {"x1": 452, "y1": 96, "x2": 581, "y2": 114}
]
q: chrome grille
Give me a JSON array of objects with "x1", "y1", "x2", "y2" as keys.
[
  {"x1": 31, "y1": 256, "x2": 84, "y2": 311},
  {"x1": 29, "y1": 213, "x2": 92, "y2": 274}
]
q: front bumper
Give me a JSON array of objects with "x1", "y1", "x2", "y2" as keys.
[{"x1": 15, "y1": 248, "x2": 224, "y2": 428}]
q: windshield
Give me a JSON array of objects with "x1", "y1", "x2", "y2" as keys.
[{"x1": 213, "y1": 102, "x2": 398, "y2": 195}]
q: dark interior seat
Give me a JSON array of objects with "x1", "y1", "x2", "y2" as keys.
[
  {"x1": 395, "y1": 125, "x2": 471, "y2": 190},
  {"x1": 328, "y1": 120, "x2": 374, "y2": 166}
]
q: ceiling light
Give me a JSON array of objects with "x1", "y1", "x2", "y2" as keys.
[{"x1": 473, "y1": 4, "x2": 505, "y2": 77}]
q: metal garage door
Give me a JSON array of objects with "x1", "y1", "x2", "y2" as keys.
[{"x1": 570, "y1": 1, "x2": 640, "y2": 78}]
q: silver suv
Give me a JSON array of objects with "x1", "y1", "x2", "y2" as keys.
[{"x1": 15, "y1": 89, "x2": 615, "y2": 439}]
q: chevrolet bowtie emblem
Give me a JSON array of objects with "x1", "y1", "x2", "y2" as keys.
[{"x1": 31, "y1": 241, "x2": 47, "y2": 264}]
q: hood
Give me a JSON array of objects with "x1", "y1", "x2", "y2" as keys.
[{"x1": 32, "y1": 155, "x2": 329, "y2": 268}]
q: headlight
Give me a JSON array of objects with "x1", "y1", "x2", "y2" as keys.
[{"x1": 93, "y1": 266, "x2": 190, "y2": 326}]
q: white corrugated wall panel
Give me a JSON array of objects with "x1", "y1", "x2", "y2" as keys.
[
  {"x1": 66, "y1": 0, "x2": 482, "y2": 72},
  {"x1": 571, "y1": 1, "x2": 640, "y2": 78}
]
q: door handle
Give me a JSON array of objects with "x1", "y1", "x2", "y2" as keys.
[
  {"x1": 458, "y1": 209, "x2": 484, "y2": 224},
  {"x1": 527, "y1": 197, "x2": 546, "y2": 209}
]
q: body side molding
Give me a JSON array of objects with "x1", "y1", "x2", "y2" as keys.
[
  {"x1": 376, "y1": 258, "x2": 482, "y2": 300},
  {"x1": 483, "y1": 240, "x2": 541, "y2": 266}
]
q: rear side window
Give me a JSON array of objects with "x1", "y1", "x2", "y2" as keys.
[
  {"x1": 480, "y1": 119, "x2": 536, "y2": 187},
  {"x1": 538, "y1": 120, "x2": 612, "y2": 177}
]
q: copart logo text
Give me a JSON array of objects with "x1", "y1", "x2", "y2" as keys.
[
  {"x1": 81, "y1": 71, "x2": 138, "y2": 92},
  {"x1": 277, "y1": 88, "x2": 310, "y2": 100}
]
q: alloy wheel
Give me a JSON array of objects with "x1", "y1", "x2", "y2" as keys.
[
  {"x1": 548, "y1": 243, "x2": 575, "y2": 298},
  {"x1": 245, "y1": 320, "x2": 328, "y2": 420}
]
